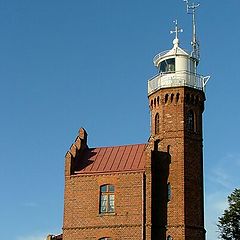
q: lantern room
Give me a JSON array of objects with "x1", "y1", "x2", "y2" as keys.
[{"x1": 148, "y1": 21, "x2": 209, "y2": 96}]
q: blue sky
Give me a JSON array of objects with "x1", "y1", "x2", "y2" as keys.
[{"x1": 0, "y1": 1, "x2": 239, "y2": 240}]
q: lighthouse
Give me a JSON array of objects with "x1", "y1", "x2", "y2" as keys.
[{"x1": 147, "y1": 2, "x2": 209, "y2": 240}]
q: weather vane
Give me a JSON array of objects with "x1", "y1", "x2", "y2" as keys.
[
  {"x1": 183, "y1": 0, "x2": 200, "y2": 61},
  {"x1": 170, "y1": 20, "x2": 183, "y2": 41}
]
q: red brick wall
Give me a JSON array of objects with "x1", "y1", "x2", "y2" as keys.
[
  {"x1": 63, "y1": 171, "x2": 145, "y2": 240},
  {"x1": 183, "y1": 88, "x2": 205, "y2": 239},
  {"x1": 148, "y1": 86, "x2": 205, "y2": 240}
]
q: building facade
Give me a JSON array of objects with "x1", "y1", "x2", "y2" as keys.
[{"x1": 60, "y1": 21, "x2": 208, "y2": 239}]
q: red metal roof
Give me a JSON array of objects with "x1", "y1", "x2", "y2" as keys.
[{"x1": 75, "y1": 143, "x2": 147, "y2": 174}]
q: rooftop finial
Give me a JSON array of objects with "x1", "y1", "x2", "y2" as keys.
[
  {"x1": 183, "y1": 0, "x2": 200, "y2": 60},
  {"x1": 170, "y1": 20, "x2": 183, "y2": 48}
]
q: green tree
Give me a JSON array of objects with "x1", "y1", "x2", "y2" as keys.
[{"x1": 217, "y1": 188, "x2": 240, "y2": 240}]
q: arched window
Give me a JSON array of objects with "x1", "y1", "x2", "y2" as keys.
[
  {"x1": 187, "y1": 110, "x2": 194, "y2": 131},
  {"x1": 99, "y1": 184, "x2": 115, "y2": 214},
  {"x1": 155, "y1": 113, "x2": 160, "y2": 135},
  {"x1": 176, "y1": 93, "x2": 180, "y2": 103},
  {"x1": 165, "y1": 94, "x2": 169, "y2": 104},
  {"x1": 167, "y1": 183, "x2": 171, "y2": 202},
  {"x1": 167, "y1": 236, "x2": 173, "y2": 240},
  {"x1": 99, "y1": 238, "x2": 112, "y2": 240}
]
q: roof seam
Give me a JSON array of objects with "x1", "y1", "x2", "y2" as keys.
[
  {"x1": 130, "y1": 144, "x2": 139, "y2": 169},
  {"x1": 96, "y1": 148, "x2": 107, "y2": 171},
  {"x1": 137, "y1": 145, "x2": 146, "y2": 169},
  {"x1": 109, "y1": 146, "x2": 120, "y2": 171},
  {"x1": 88, "y1": 149, "x2": 100, "y2": 172},
  {"x1": 103, "y1": 147, "x2": 114, "y2": 171},
  {"x1": 123, "y1": 144, "x2": 133, "y2": 170},
  {"x1": 116, "y1": 146, "x2": 125, "y2": 170}
]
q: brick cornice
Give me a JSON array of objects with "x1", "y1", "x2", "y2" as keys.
[
  {"x1": 63, "y1": 223, "x2": 142, "y2": 231},
  {"x1": 67, "y1": 170, "x2": 145, "y2": 178}
]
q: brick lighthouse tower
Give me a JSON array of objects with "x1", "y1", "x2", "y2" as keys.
[{"x1": 147, "y1": 2, "x2": 209, "y2": 240}]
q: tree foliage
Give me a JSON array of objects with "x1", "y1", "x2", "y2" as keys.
[{"x1": 217, "y1": 188, "x2": 240, "y2": 240}]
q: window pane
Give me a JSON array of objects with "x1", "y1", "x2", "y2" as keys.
[
  {"x1": 159, "y1": 61, "x2": 167, "y2": 73},
  {"x1": 108, "y1": 194, "x2": 115, "y2": 212},
  {"x1": 100, "y1": 185, "x2": 107, "y2": 193},
  {"x1": 108, "y1": 185, "x2": 115, "y2": 192},
  {"x1": 159, "y1": 58, "x2": 175, "y2": 73},
  {"x1": 166, "y1": 58, "x2": 175, "y2": 72},
  {"x1": 100, "y1": 195, "x2": 107, "y2": 213}
]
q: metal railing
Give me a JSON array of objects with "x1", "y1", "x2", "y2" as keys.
[
  {"x1": 153, "y1": 50, "x2": 170, "y2": 65},
  {"x1": 148, "y1": 70, "x2": 207, "y2": 95},
  {"x1": 153, "y1": 49, "x2": 190, "y2": 66}
]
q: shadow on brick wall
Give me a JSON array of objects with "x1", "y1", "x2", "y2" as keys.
[{"x1": 151, "y1": 144, "x2": 171, "y2": 239}]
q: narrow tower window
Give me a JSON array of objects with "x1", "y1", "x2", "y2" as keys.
[
  {"x1": 165, "y1": 94, "x2": 169, "y2": 104},
  {"x1": 100, "y1": 185, "x2": 115, "y2": 214},
  {"x1": 187, "y1": 110, "x2": 194, "y2": 131},
  {"x1": 155, "y1": 113, "x2": 160, "y2": 135},
  {"x1": 176, "y1": 93, "x2": 180, "y2": 103},
  {"x1": 167, "y1": 183, "x2": 171, "y2": 202}
]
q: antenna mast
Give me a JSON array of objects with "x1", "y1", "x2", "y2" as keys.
[{"x1": 183, "y1": 0, "x2": 200, "y2": 62}]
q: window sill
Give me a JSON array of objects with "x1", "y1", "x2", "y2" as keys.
[{"x1": 98, "y1": 212, "x2": 116, "y2": 217}]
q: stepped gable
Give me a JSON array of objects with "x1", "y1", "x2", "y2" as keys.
[{"x1": 65, "y1": 127, "x2": 89, "y2": 175}]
